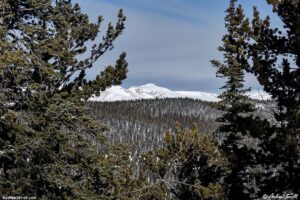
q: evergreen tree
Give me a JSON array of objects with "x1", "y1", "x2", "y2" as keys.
[
  {"x1": 211, "y1": 0, "x2": 275, "y2": 198},
  {"x1": 142, "y1": 125, "x2": 227, "y2": 200},
  {"x1": 0, "y1": 0, "x2": 144, "y2": 199},
  {"x1": 247, "y1": 0, "x2": 300, "y2": 194}
]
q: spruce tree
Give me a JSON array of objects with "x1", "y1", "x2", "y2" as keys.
[
  {"x1": 211, "y1": 0, "x2": 275, "y2": 198},
  {"x1": 0, "y1": 1, "x2": 143, "y2": 199},
  {"x1": 247, "y1": 0, "x2": 300, "y2": 194}
]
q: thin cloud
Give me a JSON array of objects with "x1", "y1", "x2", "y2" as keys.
[{"x1": 75, "y1": 0, "x2": 276, "y2": 92}]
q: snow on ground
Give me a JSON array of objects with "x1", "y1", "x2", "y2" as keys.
[{"x1": 89, "y1": 83, "x2": 271, "y2": 102}]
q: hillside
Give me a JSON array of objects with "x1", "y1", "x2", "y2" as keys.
[
  {"x1": 86, "y1": 98, "x2": 219, "y2": 153},
  {"x1": 86, "y1": 97, "x2": 273, "y2": 153}
]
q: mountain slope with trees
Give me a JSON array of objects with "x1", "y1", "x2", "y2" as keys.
[
  {"x1": 87, "y1": 98, "x2": 219, "y2": 150},
  {"x1": 1, "y1": 0, "x2": 299, "y2": 199}
]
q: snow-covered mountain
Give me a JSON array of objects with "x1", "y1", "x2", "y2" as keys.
[{"x1": 88, "y1": 83, "x2": 271, "y2": 102}]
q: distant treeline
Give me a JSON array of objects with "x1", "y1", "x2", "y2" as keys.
[
  {"x1": 86, "y1": 98, "x2": 273, "y2": 153},
  {"x1": 86, "y1": 98, "x2": 218, "y2": 151}
]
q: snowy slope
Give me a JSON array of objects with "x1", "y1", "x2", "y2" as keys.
[
  {"x1": 175, "y1": 91, "x2": 219, "y2": 102},
  {"x1": 88, "y1": 83, "x2": 271, "y2": 102}
]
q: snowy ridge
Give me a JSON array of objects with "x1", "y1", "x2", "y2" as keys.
[{"x1": 89, "y1": 83, "x2": 271, "y2": 102}]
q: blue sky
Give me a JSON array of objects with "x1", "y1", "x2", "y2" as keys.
[{"x1": 74, "y1": 0, "x2": 281, "y2": 92}]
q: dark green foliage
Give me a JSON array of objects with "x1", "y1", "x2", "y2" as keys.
[
  {"x1": 96, "y1": 144, "x2": 149, "y2": 200},
  {"x1": 142, "y1": 125, "x2": 227, "y2": 200},
  {"x1": 246, "y1": 0, "x2": 300, "y2": 195},
  {"x1": 211, "y1": 0, "x2": 276, "y2": 198},
  {"x1": 212, "y1": 0, "x2": 300, "y2": 198},
  {"x1": 0, "y1": 0, "x2": 144, "y2": 199},
  {"x1": 211, "y1": 0, "x2": 255, "y2": 198}
]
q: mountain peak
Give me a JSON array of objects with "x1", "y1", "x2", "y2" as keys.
[
  {"x1": 88, "y1": 84, "x2": 271, "y2": 102},
  {"x1": 139, "y1": 83, "x2": 158, "y2": 88}
]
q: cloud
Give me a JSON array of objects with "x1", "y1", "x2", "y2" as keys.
[
  {"x1": 75, "y1": 0, "x2": 276, "y2": 92},
  {"x1": 90, "y1": 0, "x2": 225, "y2": 25}
]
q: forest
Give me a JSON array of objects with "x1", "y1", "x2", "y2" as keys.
[
  {"x1": 86, "y1": 99, "x2": 272, "y2": 159},
  {"x1": 0, "y1": 0, "x2": 299, "y2": 200}
]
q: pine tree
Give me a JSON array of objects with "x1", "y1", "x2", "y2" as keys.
[
  {"x1": 142, "y1": 125, "x2": 227, "y2": 200},
  {"x1": 0, "y1": 1, "x2": 143, "y2": 199},
  {"x1": 211, "y1": 0, "x2": 275, "y2": 198},
  {"x1": 247, "y1": 0, "x2": 300, "y2": 194}
]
